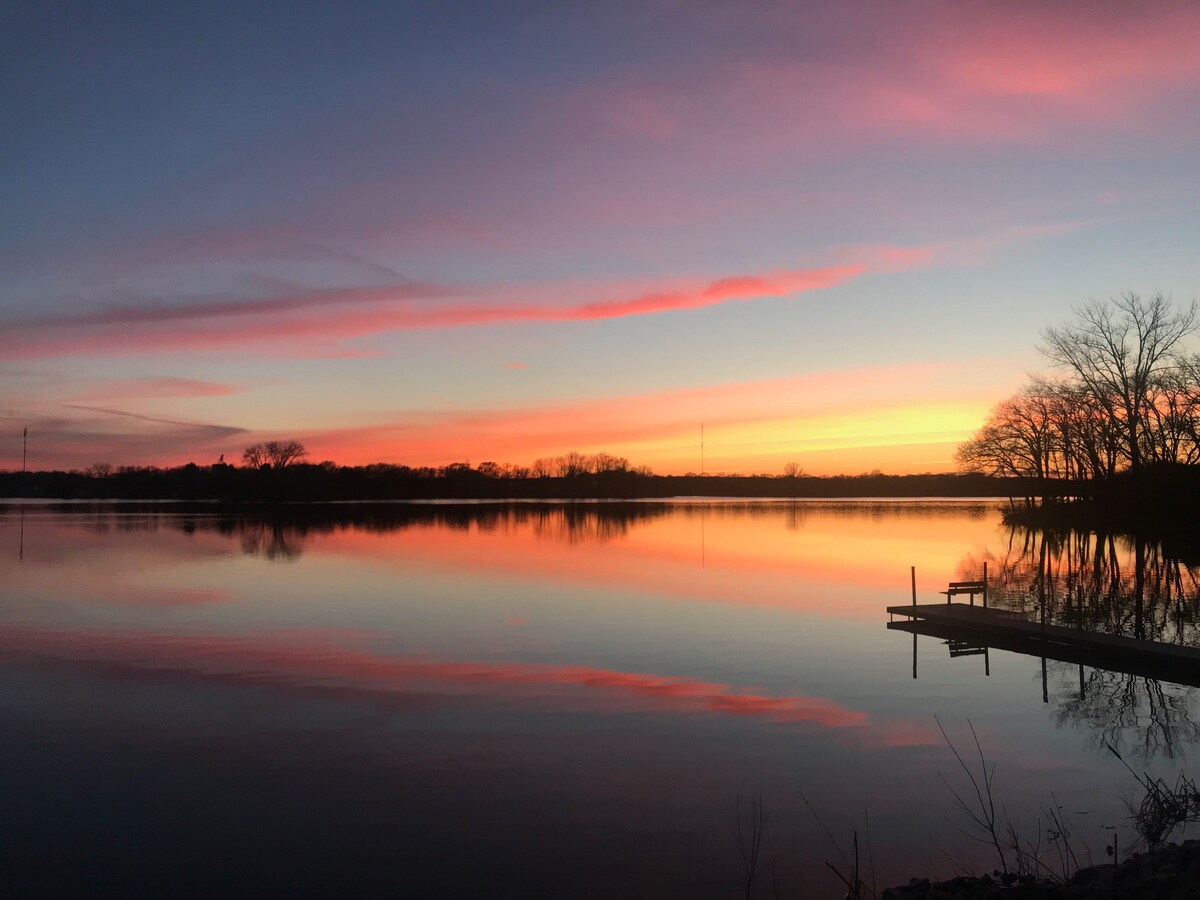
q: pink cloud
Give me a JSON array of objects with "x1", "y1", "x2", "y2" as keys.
[
  {"x1": 69, "y1": 377, "x2": 242, "y2": 400},
  {"x1": 0, "y1": 264, "x2": 863, "y2": 360},
  {"x1": 548, "y1": 6, "x2": 1200, "y2": 172},
  {"x1": 264, "y1": 5, "x2": 1200, "y2": 268},
  {"x1": 929, "y1": 8, "x2": 1200, "y2": 103},
  {"x1": 567, "y1": 265, "x2": 861, "y2": 319}
]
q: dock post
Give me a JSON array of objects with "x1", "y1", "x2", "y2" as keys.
[
  {"x1": 982, "y1": 561, "x2": 988, "y2": 609},
  {"x1": 911, "y1": 566, "x2": 916, "y2": 606}
]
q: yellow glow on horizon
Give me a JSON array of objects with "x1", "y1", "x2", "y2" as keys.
[{"x1": 580, "y1": 399, "x2": 990, "y2": 475}]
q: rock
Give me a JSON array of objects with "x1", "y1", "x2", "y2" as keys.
[
  {"x1": 1069, "y1": 864, "x2": 1112, "y2": 886},
  {"x1": 881, "y1": 877, "x2": 930, "y2": 898}
]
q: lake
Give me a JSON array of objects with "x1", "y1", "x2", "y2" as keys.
[{"x1": 1, "y1": 500, "x2": 1196, "y2": 898}]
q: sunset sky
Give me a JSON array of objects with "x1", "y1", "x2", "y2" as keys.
[{"x1": 5, "y1": 1, "x2": 1200, "y2": 475}]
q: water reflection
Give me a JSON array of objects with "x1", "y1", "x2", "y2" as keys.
[
  {"x1": 982, "y1": 527, "x2": 1200, "y2": 644},
  {"x1": 3, "y1": 498, "x2": 997, "y2": 549},
  {"x1": 913, "y1": 525, "x2": 1200, "y2": 761},
  {"x1": 0, "y1": 624, "x2": 870, "y2": 728},
  {"x1": 0, "y1": 501, "x2": 1196, "y2": 897},
  {"x1": 2, "y1": 501, "x2": 1005, "y2": 619},
  {"x1": 1053, "y1": 666, "x2": 1200, "y2": 761},
  {"x1": 237, "y1": 521, "x2": 307, "y2": 561}
]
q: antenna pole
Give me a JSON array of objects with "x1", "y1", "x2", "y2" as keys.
[
  {"x1": 700, "y1": 422, "x2": 704, "y2": 475},
  {"x1": 22, "y1": 427, "x2": 27, "y2": 473}
]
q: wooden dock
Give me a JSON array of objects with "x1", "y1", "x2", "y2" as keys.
[{"x1": 888, "y1": 602, "x2": 1200, "y2": 688}]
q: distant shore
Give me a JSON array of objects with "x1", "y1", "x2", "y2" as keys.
[{"x1": 0, "y1": 465, "x2": 1046, "y2": 502}]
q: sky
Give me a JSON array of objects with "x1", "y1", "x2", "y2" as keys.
[{"x1": 4, "y1": 0, "x2": 1200, "y2": 475}]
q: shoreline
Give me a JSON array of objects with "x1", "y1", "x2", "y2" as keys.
[{"x1": 884, "y1": 839, "x2": 1200, "y2": 898}]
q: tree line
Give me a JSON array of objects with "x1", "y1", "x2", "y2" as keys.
[
  {"x1": 65, "y1": 447, "x2": 799, "y2": 482},
  {"x1": 236, "y1": 445, "x2": 653, "y2": 478},
  {"x1": 0, "y1": 462, "x2": 1017, "y2": 502},
  {"x1": 957, "y1": 293, "x2": 1200, "y2": 481}
]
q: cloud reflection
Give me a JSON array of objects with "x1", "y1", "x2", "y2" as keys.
[{"x1": 0, "y1": 625, "x2": 868, "y2": 729}]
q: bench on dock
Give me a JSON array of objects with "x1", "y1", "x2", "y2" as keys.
[{"x1": 941, "y1": 580, "x2": 987, "y2": 605}]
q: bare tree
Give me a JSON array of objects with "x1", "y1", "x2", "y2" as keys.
[
  {"x1": 264, "y1": 440, "x2": 307, "y2": 467},
  {"x1": 1033, "y1": 377, "x2": 1125, "y2": 480},
  {"x1": 1142, "y1": 360, "x2": 1200, "y2": 466},
  {"x1": 1041, "y1": 293, "x2": 1197, "y2": 471},
  {"x1": 243, "y1": 440, "x2": 307, "y2": 468},
  {"x1": 590, "y1": 452, "x2": 629, "y2": 473},
  {"x1": 956, "y1": 386, "x2": 1059, "y2": 479},
  {"x1": 782, "y1": 461, "x2": 805, "y2": 478},
  {"x1": 242, "y1": 443, "x2": 268, "y2": 468},
  {"x1": 555, "y1": 450, "x2": 590, "y2": 477}
]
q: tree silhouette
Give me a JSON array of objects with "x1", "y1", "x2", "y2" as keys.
[
  {"x1": 265, "y1": 440, "x2": 307, "y2": 467},
  {"x1": 242, "y1": 440, "x2": 307, "y2": 468},
  {"x1": 242, "y1": 444, "x2": 267, "y2": 468},
  {"x1": 591, "y1": 452, "x2": 630, "y2": 473},
  {"x1": 555, "y1": 451, "x2": 590, "y2": 477},
  {"x1": 961, "y1": 294, "x2": 1200, "y2": 481},
  {"x1": 1041, "y1": 293, "x2": 1197, "y2": 472}
]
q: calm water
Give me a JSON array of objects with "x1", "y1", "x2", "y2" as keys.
[{"x1": 1, "y1": 500, "x2": 1196, "y2": 898}]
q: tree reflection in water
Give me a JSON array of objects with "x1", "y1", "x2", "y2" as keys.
[
  {"x1": 237, "y1": 521, "x2": 307, "y2": 561},
  {"x1": 970, "y1": 527, "x2": 1200, "y2": 761},
  {"x1": 1051, "y1": 664, "x2": 1200, "y2": 761},
  {"x1": 973, "y1": 527, "x2": 1200, "y2": 645},
  {"x1": 170, "y1": 503, "x2": 677, "y2": 561}
]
